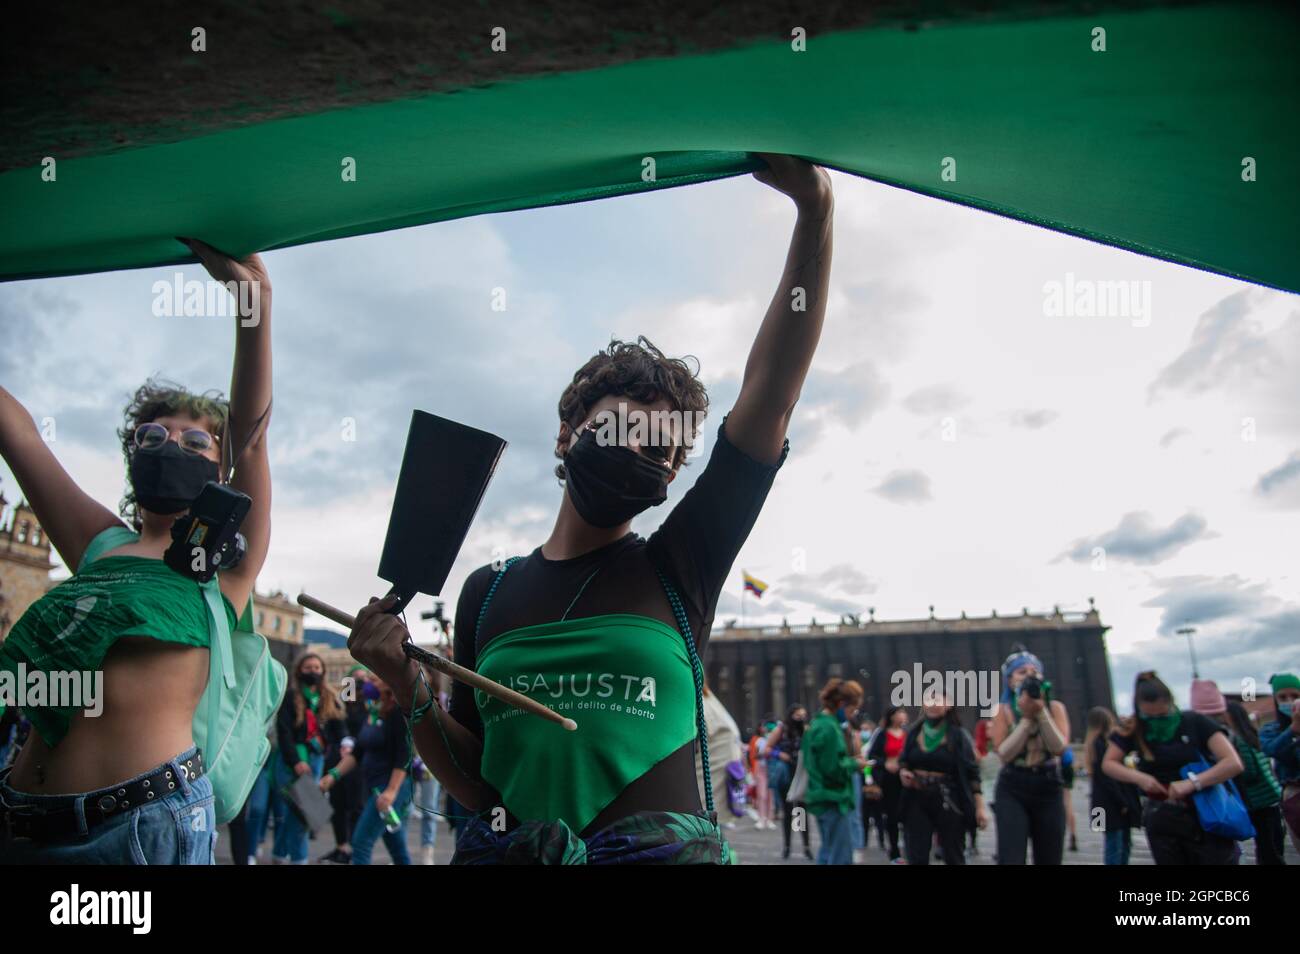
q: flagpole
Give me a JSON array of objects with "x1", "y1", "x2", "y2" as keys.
[{"x1": 740, "y1": 574, "x2": 746, "y2": 630}]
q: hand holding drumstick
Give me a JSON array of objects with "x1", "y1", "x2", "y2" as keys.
[{"x1": 298, "y1": 592, "x2": 575, "y2": 730}]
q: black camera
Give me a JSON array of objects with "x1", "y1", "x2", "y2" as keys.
[
  {"x1": 165, "y1": 482, "x2": 251, "y2": 583},
  {"x1": 1020, "y1": 675, "x2": 1052, "y2": 702}
]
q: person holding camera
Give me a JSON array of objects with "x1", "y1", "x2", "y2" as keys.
[
  {"x1": 991, "y1": 649, "x2": 1071, "y2": 865},
  {"x1": 0, "y1": 241, "x2": 273, "y2": 864},
  {"x1": 1260, "y1": 672, "x2": 1300, "y2": 854},
  {"x1": 897, "y1": 693, "x2": 988, "y2": 865},
  {"x1": 1102, "y1": 671, "x2": 1243, "y2": 865}
]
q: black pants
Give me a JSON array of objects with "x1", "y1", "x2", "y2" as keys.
[
  {"x1": 1248, "y1": 805, "x2": 1286, "y2": 865},
  {"x1": 878, "y1": 771, "x2": 903, "y2": 860},
  {"x1": 227, "y1": 800, "x2": 250, "y2": 866},
  {"x1": 1143, "y1": 799, "x2": 1238, "y2": 865},
  {"x1": 330, "y1": 768, "x2": 364, "y2": 848},
  {"x1": 995, "y1": 766, "x2": 1066, "y2": 865},
  {"x1": 902, "y1": 786, "x2": 967, "y2": 865},
  {"x1": 862, "y1": 790, "x2": 886, "y2": 848}
]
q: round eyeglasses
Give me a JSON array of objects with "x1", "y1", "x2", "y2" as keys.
[{"x1": 133, "y1": 421, "x2": 218, "y2": 456}]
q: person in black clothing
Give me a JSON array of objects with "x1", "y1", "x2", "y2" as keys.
[
  {"x1": 321, "y1": 674, "x2": 412, "y2": 865},
  {"x1": 272, "y1": 652, "x2": 345, "y2": 864},
  {"x1": 991, "y1": 649, "x2": 1071, "y2": 865},
  {"x1": 765, "y1": 704, "x2": 812, "y2": 860},
  {"x1": 897, "y1": 696, "x2": 988, "y2": 865},
  {"x1": 1102, "y1": 671, "x2": 1244, "y2": 865},
  {"x1": 319, "y1": 664, "x2": 376, "y2": 864},
  {"x1": 1084, "y1": 706, "x2": 1141, "y2": 864},
  {"x1": 346, "y1": 155, "x2": 835, "y2": 865},
  {"x1": 866, "y1": 705, "x2": 909, "y2": 861}
]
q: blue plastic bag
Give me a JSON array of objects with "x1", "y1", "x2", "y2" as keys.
[{"x1": 1180, "y1": 758, "x2": 1256, "y2": 841}]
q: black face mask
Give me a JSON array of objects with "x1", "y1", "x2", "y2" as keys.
[
  {"x1": 563, "y1": 428, "x2": 669, "y2": 528},
  {"x1": 129, "y1": 442, "x2": 220, "y2": 515},
  {"x1": 925, "y1": 714, "x2": 946, "y2": 727},
  {"x1": 299, "y1": 671, "x2": 321, "y2": 687}
]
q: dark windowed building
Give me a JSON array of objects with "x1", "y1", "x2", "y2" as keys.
[{"x1": 706, "y1": 603, "x2": 1113, "y2": 740}]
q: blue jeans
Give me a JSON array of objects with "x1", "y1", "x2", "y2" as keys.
[
  {"x1": 0, "y1": 746, "x2": 215, "y2": 864},
  {"x1": 851, "y1": 772, "x2": 865, "y2": 849},
  {"x1": 768, "y1": 758, "x2": 791, "y2": 814},
  {"x1": 271, "y1": 752, "x2": 323, "y2": 863},
  {"x1": 416, "y1": 774, "x2": 441, "y2": 849},
  {"x1": 351, "y1": 777, "x2": 412, "y2": 865},
  {"x1": 815, "y1": 808, "x2": 854, "y2": 865},
  {"x1": 1104, "y1": 826, "x2": 1132, "y2": 865},
  {"x1": 243, "y1": 760, "x2": 273, "y2": 860}
]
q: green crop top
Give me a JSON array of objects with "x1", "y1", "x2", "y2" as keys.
[{"x1": 0, "y1": 525, "x2": 237, "y2": 747}]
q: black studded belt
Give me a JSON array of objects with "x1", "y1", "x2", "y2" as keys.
[{"x1": 1, "y1": 750, "x2": 205, "y2": 843}]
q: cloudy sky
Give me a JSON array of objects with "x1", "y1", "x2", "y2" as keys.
[{"x1": 3, "y1": 170, "x2": 1297, "y2": 712}]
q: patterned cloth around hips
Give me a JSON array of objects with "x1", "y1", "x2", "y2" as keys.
[{"x1": 451, "y1": 810, "x2": 732, "y2": 865}]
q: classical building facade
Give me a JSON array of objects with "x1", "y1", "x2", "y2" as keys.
[
  {"x1": 0, "y1": 495, "x2": 56, "y2": 644},
  {"x1": 706, "y1": 604, "x2": 1114, "y2": 741}
]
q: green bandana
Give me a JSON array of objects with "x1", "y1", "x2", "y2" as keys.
[
  {"x1": 476, "y1": 614, "x2": 699, "y2": 834},
  {"x1": 920, "y1": 720, "x2": 947, "y2": 753},
  {"x1": 1141, "y1": 707, "x2": 1182, "y2": 743}
]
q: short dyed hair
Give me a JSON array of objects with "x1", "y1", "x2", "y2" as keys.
[{"x1": 554, "y1": 336, "x2": 708, "y2": 481}]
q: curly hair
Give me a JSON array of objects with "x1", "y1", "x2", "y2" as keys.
[
  {"x1": 117, "y1": 377, "x2": 229, "y2": 529},
  {"x1": 819, "y1": 677, "x2": 864, "y2": 710},
  {"x1": 554, "y1": 336, "x2": 709, "y2": 481}
]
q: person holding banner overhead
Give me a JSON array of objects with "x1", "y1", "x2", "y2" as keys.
[
  {"x1": 347, "y1": 153, "x2": 833, "y2": 865},
  {"x1": 0, "y1": 241, "x2": 274, "y2": 864}
]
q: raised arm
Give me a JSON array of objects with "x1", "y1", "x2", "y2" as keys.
[
  {"x1": 182, "y1": 240, "x2": 273, "y2": 611},
  {"x1": 725, "y1": 154, "x2": 834, "y2": 466},
  {"x1": 0, "y1": 386, "x2": 120, "y2": 571}
]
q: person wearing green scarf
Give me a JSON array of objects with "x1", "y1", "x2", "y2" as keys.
[
  {"x1": 1260, "y1": 672, "x2": 1300, "y2": 853},
  {"x1": 272, "y1": 653, "x2": 345, "y2": 864},
  {"x1": 345, "y1": 155, "x2": 835, "y2": 865},
  {"x1": 897, "y1": 695, "x2": 988, "y2": 865},
  {"x1": 1101, "y1": 670, "x2": 1244, "y2": 865}
]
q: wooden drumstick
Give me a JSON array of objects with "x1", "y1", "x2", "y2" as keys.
[{"x1": 296, "y1": 592, "x2": 577, "y2": 731}]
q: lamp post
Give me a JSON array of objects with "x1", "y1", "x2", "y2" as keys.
[{"x1": 1175, "y1": 625, "x2": 1199, "y2": 679}]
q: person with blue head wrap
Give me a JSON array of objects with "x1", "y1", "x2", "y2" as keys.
[
  {"x1": 1000, "y1": 651, "x2": 1044, "y2": 704},
  {"x1": 990, "y1": 646, "x2": 1071, "y2": 864}
]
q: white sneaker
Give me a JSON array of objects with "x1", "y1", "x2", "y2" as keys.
[
  {"x1": 421, "y1": 845, "x2": 435, "y2": 865},
  {"x1": 247, "y1": 855, "x2": 257, "y2": 866}
]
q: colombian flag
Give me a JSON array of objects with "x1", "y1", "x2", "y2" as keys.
[{"x1": 743, "y1": 572, "x2": 768, "y2": 598}]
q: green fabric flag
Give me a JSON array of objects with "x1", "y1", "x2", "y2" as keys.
[{"x1": 1, "y1": 4, "x2": 1294, "y2": 290}]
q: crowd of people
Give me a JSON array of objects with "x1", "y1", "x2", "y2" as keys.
[{"x1": 713, "y1": 658, "x2": 1299, "y2": 866}]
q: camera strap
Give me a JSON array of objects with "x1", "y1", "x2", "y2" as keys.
[{"x1": 200, "y1": 579, "x2": 236, "y2": 692}]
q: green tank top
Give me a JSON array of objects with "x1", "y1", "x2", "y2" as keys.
[
  {"x1": 475, "y1": 613, "x2": 700, "y2": 834},
  {"x1": 0, "y1": 526, "x2": 237, "y2": 747}
]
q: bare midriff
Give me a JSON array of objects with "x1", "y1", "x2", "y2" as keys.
[{"x1": 8, "y1": 637, "x2": 209, "y2": 794}]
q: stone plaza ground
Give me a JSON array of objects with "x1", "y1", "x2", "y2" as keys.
[{"x1": 222, "y1": 780, "x2": 1296, "y2": 865}]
